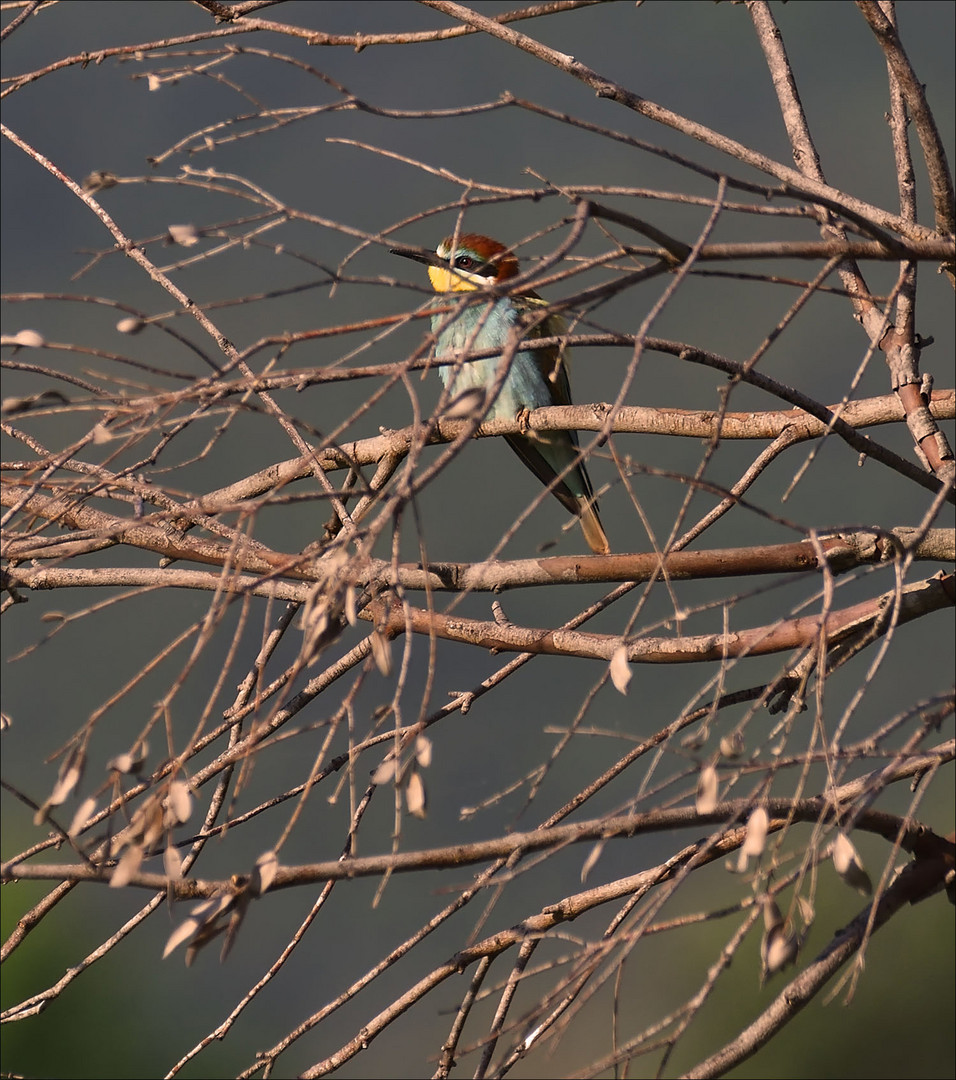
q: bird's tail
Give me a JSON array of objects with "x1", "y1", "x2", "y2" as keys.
[{"x1": 578, "y1": 499, "x2": 610, "y2": 555}]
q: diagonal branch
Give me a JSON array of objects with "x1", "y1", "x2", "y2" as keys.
[{"x1": 420, "y1": 1, "x2": 945, "y2": 242}]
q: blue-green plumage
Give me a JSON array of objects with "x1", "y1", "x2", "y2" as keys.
[{"x1": 394, "y1": 233, "x2": 609, "y2": 554}]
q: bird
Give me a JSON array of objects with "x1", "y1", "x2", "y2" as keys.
[{"x1": 392, "y1": 233, "x2": 610, "y2": 554}]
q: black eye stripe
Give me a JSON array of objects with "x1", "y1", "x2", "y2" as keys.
[{"x1": 453, "y1": 254, "x2": 493, "y2": 275}]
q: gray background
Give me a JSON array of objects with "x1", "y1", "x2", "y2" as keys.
[{"x1": 2, "y1": 3, "x2": 953, "y2": 1077}]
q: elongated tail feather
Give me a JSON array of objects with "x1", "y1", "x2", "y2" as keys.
[
  {"x1": 504, "y1": 433, "x2": 610, "y2": 554},
  {"x1": 576, "y1": 500, "x2": 610, "y2": 556}
]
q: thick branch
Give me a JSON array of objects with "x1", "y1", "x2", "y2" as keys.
[
  {"x1": 855, "y1": 0, "x2": 955, "y2": 236},
  {"x1": 376, "y1": 574, "x2": 954, "y2": 662},
  {"x1": 5, "y1": 529, "x2": 952, "y2": 595},
  {"x1": 164, "y1": 387, "x2": 956, "y2": 513}
]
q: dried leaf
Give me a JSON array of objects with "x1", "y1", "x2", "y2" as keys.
[
  {"x1": 110, "y1": 843, "x2": 144, "y2": 889},
  {"x1": 344, "y1": 585, "x2": 358, "y2": 626},
  {"x1": 719, "y1": 731, "x2": 745, "y2": 759},
  {"x1": 609, "y1": 644, "x2": 631, "y2": 695},
  {"x1": 759, "y1": 894, "x2": 797, "y2": 982},
  {"x1": 166, "y1": 780, "x2": 193, "y2": 826},
  {"x1": 127, "y1": 743, "x2": 149, "y2": 774},
  {"x1": 832, "y1": 832, "x2": 872, "y2": 895},
  {"x1": 736, "y1": 805, "x2": 769, "y2": 873},
  {"x1": 167, "y1": 223, "x2": 200, "y2": 247},
  {"x1": 370, "y1": 630, "x2": 392, "y2": 677},
  {"x1": 164, "y1": 842, "x2": 184, "y2": 880},
  {"x1": 220, "y1": 897, "x2": 250, "y2": 963},
  {"x1": 68, "y1": 796, "x2": 98, "y2": 837},
  {"x1": 50, "y1": 747, "x2": 85, "y2": 807},
  {"x1": 760, "y1": 923, "x2": 798, "y2": 982},
  {"x1": 168, "y1": 895, "x2": 233, "y2": 962},
  {"x1": 696, "y1": 764, "x2": 719, "y2": 814},
  {"x1": 108, "y1": 752, "x2": 135, "y2": 774},
  {"x1": 742, "y1": 807, "x2": 769, "y2": 857},
  {"x1": 371, "y1": 758, "x2": 397, "y2": 785},
  {"x1": 141, "y1": 800, "x2": 165, "y2": 848},
  {"x1": 164, "y1": 916, "x2": 201, "y2": 959},
  {"x1": 252, "y1": 850, "x2": 279, "y2": 895},
  {"x1": 189, "y1": 918, "x2": 228, "y2": 958},
  {"x1": 415, "y1": 733, "x2": 432, "y2": 768},
  {"x1": 405, "y1": 770, "x2": 427, "y2": 819},
  {"x1": 762, "y1": 895, "x2": 784, "y2": 932},
  {"x1": 192, "y1": 895, "x2": 232, "y2": 922},
  {"x1": 82, "y1": 170, "x2": 119, "y2": 192}
]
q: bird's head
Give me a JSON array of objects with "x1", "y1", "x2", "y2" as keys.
[{"x1": 392, "y1": 233, "x2": 520, "y2": 293}]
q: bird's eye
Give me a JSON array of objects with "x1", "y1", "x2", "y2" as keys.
[{"x1": 454, "y1": 255, "x2": 477, "y2": 271}]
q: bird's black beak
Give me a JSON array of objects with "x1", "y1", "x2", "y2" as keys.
[{"x1": 390, "y1": 246, "x2": 442, "y2": 269}]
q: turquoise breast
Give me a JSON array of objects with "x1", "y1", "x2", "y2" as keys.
[{"x1": 432, "y1": 299, "x2": 552, "y2": 421}]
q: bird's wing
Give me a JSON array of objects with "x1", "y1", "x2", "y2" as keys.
[
  {"x1": 503, "y1": 432, "x2": 589, "y2": 515},
  {"x1": 515, "y1": 298, "x2": 574, "y2": 407}
]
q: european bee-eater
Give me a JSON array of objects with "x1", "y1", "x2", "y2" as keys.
[{"x1": 393, "y1": 233, "x2": 610, "y2": 554}]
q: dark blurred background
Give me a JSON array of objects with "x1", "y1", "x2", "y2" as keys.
[{"x1": 2, "y1": 3, "x2": 953, "y2": 1077}]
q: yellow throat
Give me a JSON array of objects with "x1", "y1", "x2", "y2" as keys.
[{"x1": 427, "y1": 264, "x2": 484, "y2": 293}]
